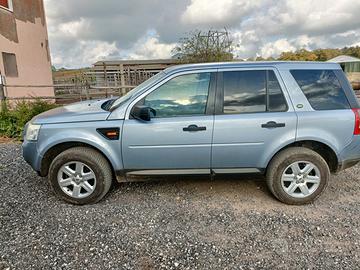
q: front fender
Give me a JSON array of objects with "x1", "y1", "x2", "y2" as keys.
[{"x1": 37, "y1": 121, "x2": 124, "y2": 172}]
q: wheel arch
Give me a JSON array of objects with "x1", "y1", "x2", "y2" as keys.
[
  {"x1": 265, "y1": 140, "x2": 339, "y2": 173},
  {"x1": 40, "y1": 141, "x2": 117, "y2": 178}
]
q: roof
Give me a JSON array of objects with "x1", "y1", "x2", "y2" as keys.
[
  {"x1": 163, "y1": 61, "x2": 341, "y2": 74},
  {"x1": 327, "y1": 55, "x2": 360, "y2": 63}
]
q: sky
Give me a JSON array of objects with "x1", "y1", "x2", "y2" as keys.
[{"x1": 44, "y1": 0, "x2": 360, "y2": 69}]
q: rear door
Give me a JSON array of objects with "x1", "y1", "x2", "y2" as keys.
[{"x1": 211, "y1": 68, "x2": 297, "y2": 172}]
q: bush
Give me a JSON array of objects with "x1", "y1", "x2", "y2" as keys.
[{"x1": 0, "y1": 100, "x2": 58, "y2": 139}]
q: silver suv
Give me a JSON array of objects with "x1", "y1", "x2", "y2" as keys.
[{"x1": 22, "y1": 62, "x2": 360, "y2": 205}]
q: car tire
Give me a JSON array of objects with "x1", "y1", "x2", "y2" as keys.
[
  {"x1": 48, "y1": 147, "x2": 113, "y2": 205},
  {"x1": 266, "y1": 147, "x2": 330, "y2": 205}
]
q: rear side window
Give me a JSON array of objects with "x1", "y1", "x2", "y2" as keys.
[
  {"x1": 223, "y1": 70, "x2": 287, "y2": 114},
  {"x1": 223, "y1": 70, "x2": 266, "y2": 114},
  {"x1": 290, "y1": 70, "x2": 350, "y2": 110},
  {"x1": 268, "y1": 70, "x2": 287, "y2": 112}
]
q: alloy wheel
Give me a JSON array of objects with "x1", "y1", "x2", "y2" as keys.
[
  {"x1": 281, "y1": 161, "x2": 321, "y2": 198},
  {"x1": 57, "y1": 161, "x2": 97, "y2": 199}
]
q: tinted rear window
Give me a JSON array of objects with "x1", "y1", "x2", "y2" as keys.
[
  {"x1": 290, "y1": 70, "x2": 350, "y2": 110},
  {"x1": 223, "y1": 70, "x2": 287, "y2": 114},
  {"x1": 223, "y1": 70, "x2": 266, "y2": 113}
]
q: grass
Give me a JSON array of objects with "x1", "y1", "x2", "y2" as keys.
[{"x1": 0, "y1": 100, "x2": 58, "y2": 139}]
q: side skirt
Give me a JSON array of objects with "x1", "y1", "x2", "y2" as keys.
[{"x1": 115, "y1": 168, "x2": 263, "y2": 183}]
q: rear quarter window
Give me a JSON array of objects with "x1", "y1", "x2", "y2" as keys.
[{"x1": 290, "y1": 69, "x2": 350, "y2": 110}]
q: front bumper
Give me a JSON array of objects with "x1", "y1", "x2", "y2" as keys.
[
  {"x1": 22, "y1": 139, "x2": 42, "y2": 175},
  {"x1": 338, "y1": 135, "x2": 360, "y2": 171}
]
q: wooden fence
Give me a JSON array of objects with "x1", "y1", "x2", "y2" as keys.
[
  {"x1": 42, "y1": 60, "x2": 177, "y2": 104},
  {"x1": 2, "y1": 84, "x2": 136, "y2": 104}
]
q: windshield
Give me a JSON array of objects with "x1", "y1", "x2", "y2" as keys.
[{"x1": 110, "y1": 71, "x2": 166, "y2": 110}]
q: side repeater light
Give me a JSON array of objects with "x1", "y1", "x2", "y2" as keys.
[{"x1": 97, "y1": 128, "x2": 120, "y2": 140}]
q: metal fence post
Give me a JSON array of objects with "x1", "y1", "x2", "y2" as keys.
[
  {"x1": 0, "y1": 75, "x2": 6, "y2": 112},
  {"x1": 120, "y1": 64, "x2": 125, "y2": 96},
  {"x1": 85, "y1": 82, "x2": 90, "y2": 100}
]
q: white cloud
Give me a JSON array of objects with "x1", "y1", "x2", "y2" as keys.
[
  {"x1": 241, "y1": 0, "x2": 360, "y2": 37},
  {"x1": 83, "y1": 41, "x2": 118, "y2": 64},
  {"x1": 44, "y1": 0, "x2": 360, "y2": 67},
  {"x1": 260, "y1": 39, "x2": 296, "y2": 58},
  {"x1": 50, "y1": 40, "x2": 118, "y2": 68},
  {"x1": 128, "y1": 35, "x2": 176, "y2": 60},
  {"x1": 182, "y1": 0, "x2": 263, "y2": 25},
  {"x1": 58, "y1": 18, "x2": 89, "y2": 37},
  {"x1": 232, "y1": 30, "x2": 262, "y2": 59},
  {"x1": 285, "y1": 0, "x2": 360, "y2": 34}
]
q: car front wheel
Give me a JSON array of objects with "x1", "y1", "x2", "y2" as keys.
[{"x1": 48, "y1": 147, "x2": 113, "y2": 205}]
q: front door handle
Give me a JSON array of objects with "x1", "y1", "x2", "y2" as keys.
[
  {"x1": 183, "y1": 124, "x2": 206, "y2": 132},
  {"x1": 261, "y1": 121, "x2": 286, "y2": 128}
]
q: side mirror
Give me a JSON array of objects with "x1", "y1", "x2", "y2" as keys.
[{"x1": 131, "y1": 105, "x2": 156, "y2": 121}]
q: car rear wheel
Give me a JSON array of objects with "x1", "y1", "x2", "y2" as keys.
[
  {"x1": 48, "y1": 147, "x2": 113, "y2": 205},
  {"x1": 266, "y1": 147, "x2": 330, "y2": 205}
]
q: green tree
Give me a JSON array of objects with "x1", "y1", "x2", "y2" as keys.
[
  {"x1": 172, "y1": 30, "x2": 234, "y2": 63},
  {"x1": 313, "y1": 48, "x2": 341, "y2": 61},
  {"x1": 274, "y1": 46, "x2": 360, "y2": 62},
  {"x1": 278, "y1": 49, "x2": 318, "y2": 61}
]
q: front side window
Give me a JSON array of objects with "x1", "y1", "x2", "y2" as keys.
[
  {"x1": 142, "y1": 72, "x2": 211, "y2": 118},
  {"x1": 290, "y1": 69, "x2": 350, "y2": 110}
]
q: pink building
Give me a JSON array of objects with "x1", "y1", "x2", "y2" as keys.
[{"x1": 0, "y1": 0, "x2": 54, "y2": 99}]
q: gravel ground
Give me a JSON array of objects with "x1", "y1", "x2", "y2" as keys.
[{"x1": 0, "y1": 143, "x2": 359, "y2": 270}]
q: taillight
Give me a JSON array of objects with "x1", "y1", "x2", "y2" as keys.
[{"x1": 352, "y1": 108, "x2": 360, "y2": 135}]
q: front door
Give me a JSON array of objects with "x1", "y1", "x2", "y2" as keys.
[
  {"x1": 212, "y1": 69, "x2": 297, "y2": 172},
  {"x1": 122, "y1": 71, "x2": 216, "y2": 175}
]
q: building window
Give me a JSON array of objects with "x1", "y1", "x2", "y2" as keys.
[
  {"x1": 2, "y1": 52, "x2": 18, "y2": 77},
  {"x1": 0, "y1": 0, "x2": 13, "y2": 11}
]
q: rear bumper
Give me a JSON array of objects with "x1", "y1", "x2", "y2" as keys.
[
  {"x1": 22, "y1": 140, "x2": 42, "y2": 175},
  {"x1": 338, "y1": 135, "x2": 360, "y2": 171}
]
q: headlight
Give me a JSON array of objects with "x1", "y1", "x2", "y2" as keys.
[{"x1": 25, "y1": 123, "x2": 41, "y2": 141}]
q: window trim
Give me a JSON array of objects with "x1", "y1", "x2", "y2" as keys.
[
  {"x1": 126, "y1": 69, "x2": 218, "y2": 120},
  {"x1": 0, "y1": 0, "x2": 13, "y2": 12},
  {"x1": 216, "y1": 68, "x2": 289, "y2": 115}
]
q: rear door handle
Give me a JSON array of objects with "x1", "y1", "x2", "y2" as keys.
[
  {"x1": 261, "y1": 121, "x2": 286, "y2": 128},
  {"x1": 183, "y1": 124, "x2": 206, "y2": 132}
]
